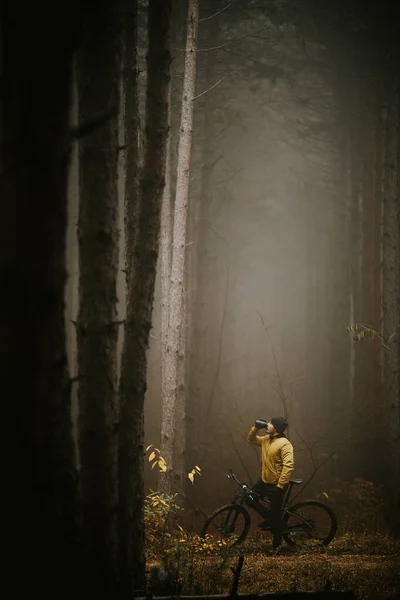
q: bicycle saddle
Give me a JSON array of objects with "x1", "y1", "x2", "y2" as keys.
[{"x1": 290, "y1": 478, "x2": 303, "y2": 485}]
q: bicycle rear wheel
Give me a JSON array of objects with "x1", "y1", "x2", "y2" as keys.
[
  {"x1": 283, "y1": 500, "x2": 337, "y2": 548},
  {"x1": 200, "y1": 504, "x2": 250, "y2": 547}
]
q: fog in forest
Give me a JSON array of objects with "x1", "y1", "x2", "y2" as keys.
[
  {"x1": 62, "y1": 1, "x2": 394, "y2": 521},
  {"x1": 4, "y1": 0, "x2": 400, "y2": 597}
]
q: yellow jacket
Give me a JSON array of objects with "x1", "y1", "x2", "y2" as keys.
[{"x1": 247, "y1": 426, "x2": 294, "y2": 488}]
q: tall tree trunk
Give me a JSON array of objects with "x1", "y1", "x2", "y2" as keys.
[
  {"x1": 352, "y1": 85, "x2": 382, "y2": 480},
  {"x1": 160, "y1": 89, "x2": 173, "y2": 472},
  {"x1": 1, "y1": 4, "x2": 81, "y2": 596},
  {"x1": 160, "y1": 0, "x2": 199, "y2": 495},
  {"x1": 381, "y1": 76, "x2": 400, "y2": 521},
  {"x1": 76, "y1": 1, "x2": 120, "y2": 592},
  {"x1": 186, "y1": 5, "x2": 220, "y2": 480},
  {"x1": 118, "y1": 0, "x2": 172, "y2": 593},
  {"x1": 66, "y1": 65, "x2": 80, "y2": 466},
  {"x1": 118, "y1": 0, "x2": 142, "y2": 594}
]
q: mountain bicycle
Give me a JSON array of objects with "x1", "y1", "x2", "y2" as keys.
[{"x1": 200, "y1": 469, "x2": 337, "y2": 548}]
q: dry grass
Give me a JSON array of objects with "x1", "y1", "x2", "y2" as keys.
[
  {"x1": 147, "y1": 534, "x2": 400, "y2": 600},
  {"x1": 237, "y1": 553, "x2": 400, "y2": 600}
]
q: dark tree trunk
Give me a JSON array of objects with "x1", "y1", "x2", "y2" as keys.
[
  {"x1": 118, "y1": 0, "x2": 142, "y2": 595},
  {"x1": 76, "y1": 0, "x2": 120, "y2": 593},
  {"x1": 381, "y1": 75, "x2": 400, "y2": 522},
  {"x1": 0, "y1": 3, "x2": 81, "y2": 596},
  {"x1": 352, "y1": 86, "x2": 383, "y2": 481},
  {"x1": 118, "y1": 0, "x2": 172, "y2": 594}
]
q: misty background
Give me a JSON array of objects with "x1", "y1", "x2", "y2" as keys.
[{"x1": 63, "y1": 0, "x2": 394, "y2": 518}]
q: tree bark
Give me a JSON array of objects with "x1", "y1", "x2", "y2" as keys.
[
  {"x1": 160, "y1": 88, "x2": 173, "y2": 472},
  {"x1": 118, "y1": 0, "x2": 142, "y2": 595},
  {"x1": 76, "y1": 0, "x2": 120, "y2": 592},
  {"x1": 186, "y1": 4, "x2": 220, "y2": 478},
  {"x1": 381, "y1": 77, "x2": 400, "y2": 520},
  {"x1": 159, "y1": 0, "x2": 200, "y2": 495},
  {"x1": 0, "y1": 3, "x2": 81, "y2": 595},
  {"x1": 118, "y1": 0, "x2": 172, "y2": 593},
  {"x1": 352, "y1": 85, "x2": 383, "y2": 481}
]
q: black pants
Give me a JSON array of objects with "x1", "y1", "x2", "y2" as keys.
[{"x1": 246, "y1": 479, "x2": 285, "y2": 546}]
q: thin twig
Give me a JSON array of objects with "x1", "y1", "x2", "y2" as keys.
[
  {"x1": 150, "y1": 333, "x2": 167, "y2": 347},
  {"x1": 193, "y1": 76, "x2": 226, "y2": 100},
  {"x1": 199, "y1": 3, "x2": 231, "y2": 22},
  {"x1": 173, "y1": 25, "x2": 270, "y2": 54}
]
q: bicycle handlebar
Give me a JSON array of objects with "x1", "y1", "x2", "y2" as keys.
[{"x1": 226, "y1": 469, "x2": 249, "y2": 489}]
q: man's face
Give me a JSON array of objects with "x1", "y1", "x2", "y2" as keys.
[{"x1": 267, "y1": 421, "x2": 277, "y2": 435}]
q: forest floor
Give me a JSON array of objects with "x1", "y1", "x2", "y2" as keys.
[
  {"x1": 229, "y1": 551, "x2": 399, "y2": 600},
  {"x1": 147, "y1": 533, "x2": 400, "y2": 600}
]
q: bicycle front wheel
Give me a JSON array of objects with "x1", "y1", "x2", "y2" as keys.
[
  {"x1": 283, "y1": 500, "x2": 337, "y2": 548},
  {"x1": 200, "y1": 504, "x2": 250, "y2": 547}
]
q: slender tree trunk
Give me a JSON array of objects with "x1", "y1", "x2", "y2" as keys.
[
  {"x1": 160, "y1": 0, "x2": 199, "y2": 494},
  {"x1": 66, "y1": 65, "x2": 80, "y2": 466},
  {"x1": 76, "y1": 1, "x2": 120, "y2": 592},
  {"x1": 186, "y1": 6, "x2": 220, "y2": 478},
  {"x1": 1, "y1": 4, "x2": 81, "y2": 596},
  {"x1": 353, "y1": 87, "x2": 383, "y2": 480},
  {"x1": 159, "y1": 93, "x2": 190, "y2": 496},
  {"x1": 160, "y1": 91, "x2": 173, "y2": 465},
  {"x1": 118, "y1": 0, "x2": 172, "y2": 593},
  {"x1": 381, "y1": 77, "x2": 400, "y2": 520},
  {"x1": 118, "y1": 0, "x2": 142, "y2": 594}
]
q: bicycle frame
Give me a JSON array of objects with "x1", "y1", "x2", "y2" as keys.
[
  {"x1": 226, "y1": 469, "x2": 313, "y2": 532},
  {"x1": 227, "y1": 469, "x2": 294, "y2": 508}
]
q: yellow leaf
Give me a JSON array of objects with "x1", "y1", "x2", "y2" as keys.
[
  {"x1": 188, "y1": 472, "x2": 194, "y2": 484},
  {"x1": 158, "y1": 458, "x2": 167, "y2": 469},
  {"x1": 323, "y1": 492, "x2": 329, "y2": 499},
  {"x1": 148, "y1": 451, "x2": 156, "y2": 462},
  {"x1": 159, "y1": 464, "x2": 167, "y2": 473},
  {"x1": 151, "y1": 461, "x2": 158, "y2": 469},
  {"x1": 146, "y1": 445, "x2": 153, "y2": 452},
  {"x1": 195, "y1": 466, "x2": 201, "y2": 473}
]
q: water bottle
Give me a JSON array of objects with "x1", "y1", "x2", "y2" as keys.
[{"x1": 255, "y1": 419, "x2": 268, "y2": 429}]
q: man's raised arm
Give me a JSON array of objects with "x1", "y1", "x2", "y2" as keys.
[{"x1": 247, "y1": 424, "x2": 263, "y2": 447}]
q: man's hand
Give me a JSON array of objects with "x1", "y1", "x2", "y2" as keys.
[{"x1": 254, "y1": 419, "x2": 267, "y2": 429}]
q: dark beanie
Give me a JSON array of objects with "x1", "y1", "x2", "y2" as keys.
[{"x1": 270, "y1": 416, "x2": 288, "y2": 434}]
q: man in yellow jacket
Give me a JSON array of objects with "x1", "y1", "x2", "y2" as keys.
[{"x1": 247, "y1": 417, "x2": 294, "y2": 552}]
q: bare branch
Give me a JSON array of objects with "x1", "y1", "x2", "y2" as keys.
[
  {"x1": 193, "y1": 76, "x2": 226, "y2": 100},
  {"x1": 196, "y1": 25, "x2": 272, "y2": 53},
  {"x1": 199, "y1": 3, "x2": 231, "y2": 22},
  {"x1": 150, "y1": 333, "x2": 167, "y2": 347}
]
